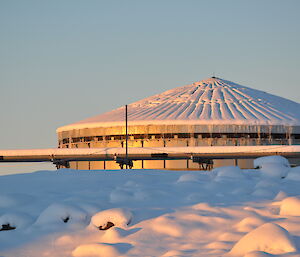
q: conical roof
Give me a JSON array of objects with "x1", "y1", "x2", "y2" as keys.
[{"x1": 57, "y1": 77, "x2": 300, "y2": 132}]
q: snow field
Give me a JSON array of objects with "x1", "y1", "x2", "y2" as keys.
[{"x1": 1, "y1": 156, "x2": 300, "y2": 256}]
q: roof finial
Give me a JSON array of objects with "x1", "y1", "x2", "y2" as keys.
[{"x1": 212, "y1": 72, "x2": 216, "y2": 79}]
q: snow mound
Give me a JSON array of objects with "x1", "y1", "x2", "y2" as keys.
[
  {"x1": 72, "y1": 243, "x2": 120, "y2": 257},
  {"x1": 254, "y1": 156, "x2": 290, "y2": 169},
  {"x1": 35, "y1": 203, "x2": 89, "y2": 226},
  {"x1": 254, "y1": 156, "x2": 290, "y2": 179},
  {"x1": 228, "y1": 223, "x2": 297, "y2": 256},
  {"x1": 213, "y1": 166, "x2": 244, "y2": 180},
  {"x1": 90, "y1": 208, "x2": 133, "y2": 230},
  {"x1": 151, "y1": 216, "x2": 183, "y2": 237},
  {"x1": 280, "y1": 196, "x2": 300, "y2": 216},
  {"x1": 177, "y1": 173, "x2": 201, "y2": 183},
  {"x1": 286, "y1": 166, "x2": 300, "y2": 181},
  {"x1": 100, "y1": 227, "x2": 128, "y2": 243},
  {"x1": 218, "y1": 232, "x2": 241, "y2": 242},
  {"x1": 255, "y1": 180, "x2": 279, "y2": 190},
  {"x1": 252, "y1": 181, "x2": 279, "y2": 198},
  {"x1": 161, "y1": 250, "x2": 183, "y2": 257},
  {"x1": 0, "y1": 212, "x2": 33, "y2": 230},
  {"x1": 260, "y1": 163, "x2": 290, "y2": 179},
  {"x1": 235, "y1": 216, "x2": 266, "y2": 233}
]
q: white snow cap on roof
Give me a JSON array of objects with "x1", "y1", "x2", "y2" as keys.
[{"x1": 57, "y1": 77, "x2": 300, "y2": 132}]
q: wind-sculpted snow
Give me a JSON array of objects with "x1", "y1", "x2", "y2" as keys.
[
  {"x1": 58, "y1": 78, "x2": 300, "y2": 131},
  {"x1": 1, "y1": 158, "x2": 300, "y2": 256},
  {"x1": 228, "y1": 223, "x2": 297, "y2": 256}
]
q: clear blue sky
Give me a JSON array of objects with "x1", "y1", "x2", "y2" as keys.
[{"x1": 0, "y1": 0, "x2": 300, "y2": 173}]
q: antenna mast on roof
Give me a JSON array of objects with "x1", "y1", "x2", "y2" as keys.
[{"x1": 125, "y1": 104, "x2": 128, "y2": 169}]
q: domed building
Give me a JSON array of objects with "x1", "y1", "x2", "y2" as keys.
[{"x1": 57, "y1": 77, "x2": 300, "y2": 170}]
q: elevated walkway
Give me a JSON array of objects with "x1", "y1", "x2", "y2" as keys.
[{"x1": 1, "y1": 145, "x2": 300, "y2": 169}]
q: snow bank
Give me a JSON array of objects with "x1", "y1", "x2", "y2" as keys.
[
  {"x1": 90, "y1": 208, "x2": 132, "y2": 230},
  {"x1": 280, "y1": 196, "x2": 300, "y2": 216},
  {"x1": 72, "y1": 243, "x2": 120, "y2": 257},
  {"x1": 228, "y1": 223, "x2": 297, "y2": 256}
]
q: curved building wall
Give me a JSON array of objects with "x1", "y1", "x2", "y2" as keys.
[{"x1": 57, "y1": 124, "x2": 300, "y2": 170}]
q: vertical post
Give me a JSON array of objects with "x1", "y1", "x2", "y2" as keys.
[
  {"x1": 125, "y1": 105, "x2": 128, "y2": 169},
  {"x1": 234, "y1": 159, "x2": 238, "y2": 166}
]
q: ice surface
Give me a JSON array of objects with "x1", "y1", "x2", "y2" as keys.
[
  {"x1": 57, "y1": 78, "x2": 300, "y2": 131},
  {"x1": 1, "y1": 161, "x2": 300, "y2": 256}
]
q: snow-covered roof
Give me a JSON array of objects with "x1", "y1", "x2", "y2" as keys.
[{"x1": 57, "y1": 77, "x2": 300, "y2": 132}]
